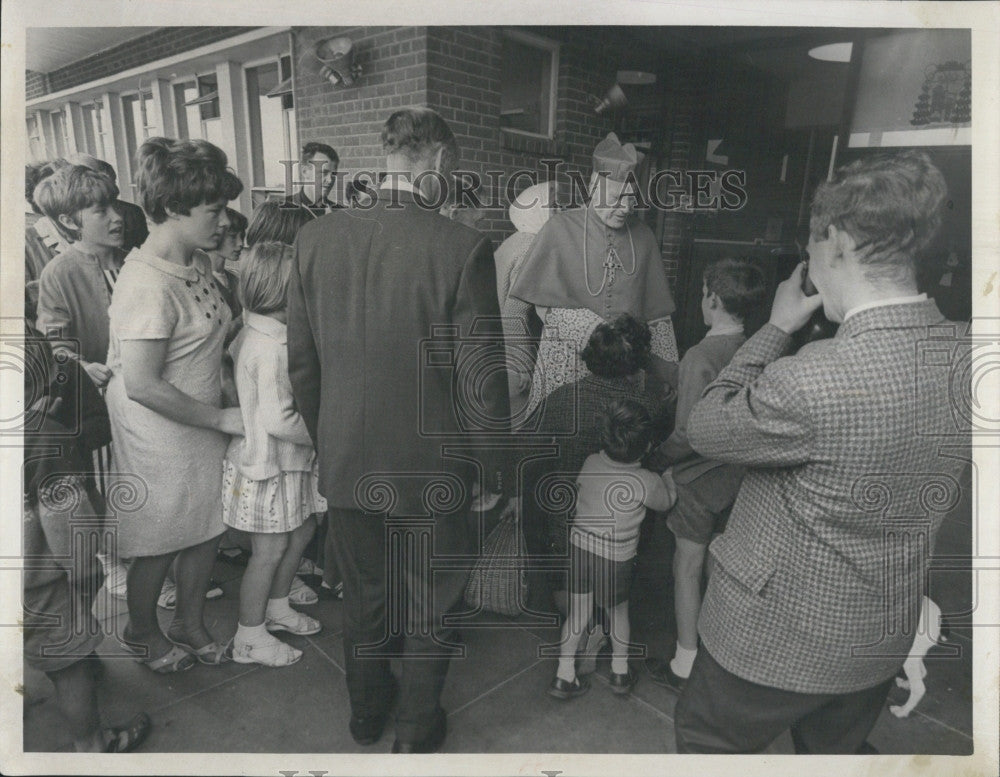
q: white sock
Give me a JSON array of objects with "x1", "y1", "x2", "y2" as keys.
[
  {"x1": 266, "y1": 596, "x2": 294, "y2": 619},
  {"x1": 235, "y1": 621, "x2": 268, "y2": 646},
  {"x1": 670, "y1": 645, "x2": 698, "y2": 679}
]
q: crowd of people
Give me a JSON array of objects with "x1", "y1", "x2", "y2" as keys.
[{"x1": 22, "y1": 105, "x2": 967, "y2": 755}]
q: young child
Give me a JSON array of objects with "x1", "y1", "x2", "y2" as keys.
[
  {"x1": 645, "y1": 256, "x2": 766, "y2": 691},
  {"x1": 33, "y1": 163, "x2": 128, "y2": 594},
  {"x1": 208, "y1": 206, "x2": 247, "y2": 322},
  {"x1": 34, "y1": 164, "x2": 125, "y2": 392},
  {"x1": 223, "y1": 242, "x2": 325, "y2": 666},
  {"x1": 548, "y1": 399, "x2": 675, "y2": 700},
  {"x1": 22, "y1": 330, "x2": 152, "y2": 752}
]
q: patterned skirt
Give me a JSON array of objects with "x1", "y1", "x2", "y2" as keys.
[
  {"x1": 222, "y1": 460, "x2": 327, "y2": 534},
  {"x1": 524, "y1": 307, "x2": 679, "y2": 418}
]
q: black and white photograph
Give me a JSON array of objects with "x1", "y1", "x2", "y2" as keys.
[{"x1": 1, "y1": 1, "x2": 998, "y2": 775}]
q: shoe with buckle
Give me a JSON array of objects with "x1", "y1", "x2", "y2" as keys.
[
  {"x1": 349, "y1": 676, "x2": 398, "y2": 745},
  {"x1": 391, "y1": 707, "x2": 446, "y2": 753},
  {"x1": 645, "y1": 657, "x2": 687, "y2": 693},
  {"x1": 547, "y1": 675, "x2": 591, "y2": 700},
  {"x1": 609, "y1": 668, "x2": 637, "y2": 696}
]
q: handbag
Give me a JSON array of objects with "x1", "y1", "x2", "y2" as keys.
[{"x1": 464, "y1": 497, "x2": 528, "y2": 616}]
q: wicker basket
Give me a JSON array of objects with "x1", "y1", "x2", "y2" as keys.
[{"x1": 464, "y1": 498, "x2": 528, "y2": 616}]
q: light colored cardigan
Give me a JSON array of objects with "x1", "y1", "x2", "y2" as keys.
[{"x1": 225, "y1": 311, "x2": 315, "y2": 480}]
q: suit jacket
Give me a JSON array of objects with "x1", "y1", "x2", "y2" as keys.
[
  {"x1": 688, "y1": 300, "x2": 969, "y2": 694},
  {"x1": 287, "y1": 187, "x2": 510, "y2": 516}
]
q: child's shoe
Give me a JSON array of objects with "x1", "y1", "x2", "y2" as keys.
[
  {"x1": 230, "y1": 633, "x2": 302, "y2": 667},
  {"x1": 289, "y1": 575, "x2": 318, "y2": 605},
  {"x1": 265, "y1": 609, "x2": 322, "y2": 636},
  {"x1": 609, "y1": 668, "x2": 637, "y2": 696},
  {"x1": 547, "y1": 675, "x2": 590, "y2": 700}
]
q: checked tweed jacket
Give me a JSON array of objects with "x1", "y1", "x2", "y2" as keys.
[{"x1": 688, "y1": 300, "x2": 969, "y2": 694}]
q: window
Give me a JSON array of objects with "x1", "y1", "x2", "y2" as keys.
[
  {"x1": 80, "y1": 104, "x2": 97, "y2": 156},
  {"x1": 500, "y1": 30, "x2": 559, "y2": 138},
  {"x1": 174, "y1": 74, "x2": 224, "y2": 147},
  {"x1": 245, "y1": 55, "x2": 297, "y2": 194},
  {"x1": 27, "y1": 114, "x2": 45, "y2": 162},
  {"x1": 122, "y1": 92, "x2": 158, "y2": 191},
  {"x1": 89, "y1": 100, "x2": 109, "y2": 161},
  {"x1": 49, "y1": 110, "x2": 69, "y2": 156}
]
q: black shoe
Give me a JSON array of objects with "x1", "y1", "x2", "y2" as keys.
[
  {"x1": 391, "y1": 707, "x2": 447, "y2": 753},
  {"x1": 349, "y1": 676, "x2": 399, "y2": 745},
  {"x1": 609, "y1": 668, "x2": 637, "y2": 695},
  {"x1": 645, "y1": 657, "x2": 686, "y2": 693},
  {"x1": 547, "y1": 675, "x2": 591, "y2": 700}
]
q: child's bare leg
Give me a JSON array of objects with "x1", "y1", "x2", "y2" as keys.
[
  {"x1": 556, "y1": 592, "x2": 593, "y2": 683},
  {"x1": 240, "y1": 533, "x2": 289, "y2": 626},
  {"x1": 671, "y1": 536, "x2": 707, "y2": 677},
  {"x1": 607, "y1": 600, "x2": 631, "y2": 675},
  {"x1": 46, "y1": 659, "x2": 104, "y2": 752},
  {"x1": 270, "y1": 515, "x2": 316, "y2": 600}
]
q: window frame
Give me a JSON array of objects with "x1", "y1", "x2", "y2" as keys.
[
  {"x1": 499, "y1": 28, "x2": 560, "y2": 141},
  {"x1": 242, "y1": 53, "x2": 298, "y2": 199}
]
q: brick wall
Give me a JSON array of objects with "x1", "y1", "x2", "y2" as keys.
[
  {"x1": 26, "y1": 70, "x2": 48, "y2": 100},
  {"x1": 292, "y1": 26, "x2": 697, "y2": 288},
  {"x1": 293, "y1": 26, "x2": 428, "y2": 172},
  {"x1": 38, "y1": 27, "x2": 257, "y2": 96}
]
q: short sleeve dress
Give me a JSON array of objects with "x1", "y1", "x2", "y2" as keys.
[{"x1": 105, "y1": 248, "x2": 231, "y2": 557}]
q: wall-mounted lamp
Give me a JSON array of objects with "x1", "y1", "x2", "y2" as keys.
[
  {"x1": 808, "y1": 42, "x2": 853, "y2": 63},
  {"x1": 300, "y1": 36, "x2": 363, "y2": 88},
  {"x1": 594, "y1": 71, "x2": 656, "y2": 114},
  {"x1": 594, "y1": 84, "x2": 628, "y2": 114}
]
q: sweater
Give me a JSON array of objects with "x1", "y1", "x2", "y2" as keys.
[
  {"x1": 570, "y1": 450, "x2": 672, "y2": 561},
  {"x1": 225, "y1": 312, "x2": 315, "y2": 480}
]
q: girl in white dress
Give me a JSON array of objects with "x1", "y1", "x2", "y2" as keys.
[{"x1": 222, "y1": 242, "x2": 326, "y2": 666}]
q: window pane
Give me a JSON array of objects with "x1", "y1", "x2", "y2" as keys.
[
  {"x1": 121, "y1": 95, "x2": 140, "y2": 182},
  {"x1": 198, "y1": 74, "x2": 220, "y2": 121},
  {"x1": 246, "y1": 62, "x2": 288, "y2": 189},
  {"x1": 500, "y1": 35, "x2": 554, "y2": 136},
  {"x1": 51, "y1": 111, "x2": 67, "y2": 156},
  {"x1": 27, "y1": 116, "x2": 45, "y2": 162},
  {"x1": 81, "y1": 105, "x2": 97, "y2": 156}
]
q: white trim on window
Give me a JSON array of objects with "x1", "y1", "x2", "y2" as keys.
[{"x1": 500, "y1": 28, "x2": 560, "y2": 140}]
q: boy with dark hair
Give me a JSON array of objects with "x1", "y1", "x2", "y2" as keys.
[
  {"x1": 646, "y1": 257, "x2": 766, "y2": 692},
  {"x1": 548, "y1": 399, "x2": 675, "y2": 701}
]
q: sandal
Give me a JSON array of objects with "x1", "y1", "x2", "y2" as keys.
[
  {"x1": 104, "y1": 711, "x2": 153, "y2": 752},
  {"x1": 266, "y1": 610, "x2": 322, "y2": 636},
  {"x1": 289, "y1": 576, "x2": 318, "y2": 606},
  {"x1": 120, "y1": 627, "x2": 196, "y2": 674},
  {"x1": 166, "y1": 627, "x2": 233, "y2": 665},
  {"x1": 228, "y1": 635, "x2": 303, "y2": 667}
]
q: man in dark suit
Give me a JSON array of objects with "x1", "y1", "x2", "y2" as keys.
[
  {"x1": 288, "y1": 107, "x2": 509, "y2": 753},
  {"x1": 673, "y1": 150, "x2": 970, "y2": 753}
]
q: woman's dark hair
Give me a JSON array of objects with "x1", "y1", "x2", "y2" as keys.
[
  {"x1": 599, "y1": 399, "x2": 654, "y2": 463},
  {"x1": 580, "y1": 314, "x2": 652, "y2": 378},
  {"x1": 134, "y1": 137, "x2": 243, "y2": 224},
  {"x1": 703, "y1": 257, "x2": 767, "y2": 321},
  {"x1": 245, "y1": 201, "x2": 315, "y2": 247}
]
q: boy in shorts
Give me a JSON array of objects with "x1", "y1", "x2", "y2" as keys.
[
  {"x1": 646, "y1": 257, "x2": 766, "y2": 691},
  {"x1": 548, "y1": 399, "x2": 675, "y2": 700}
]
